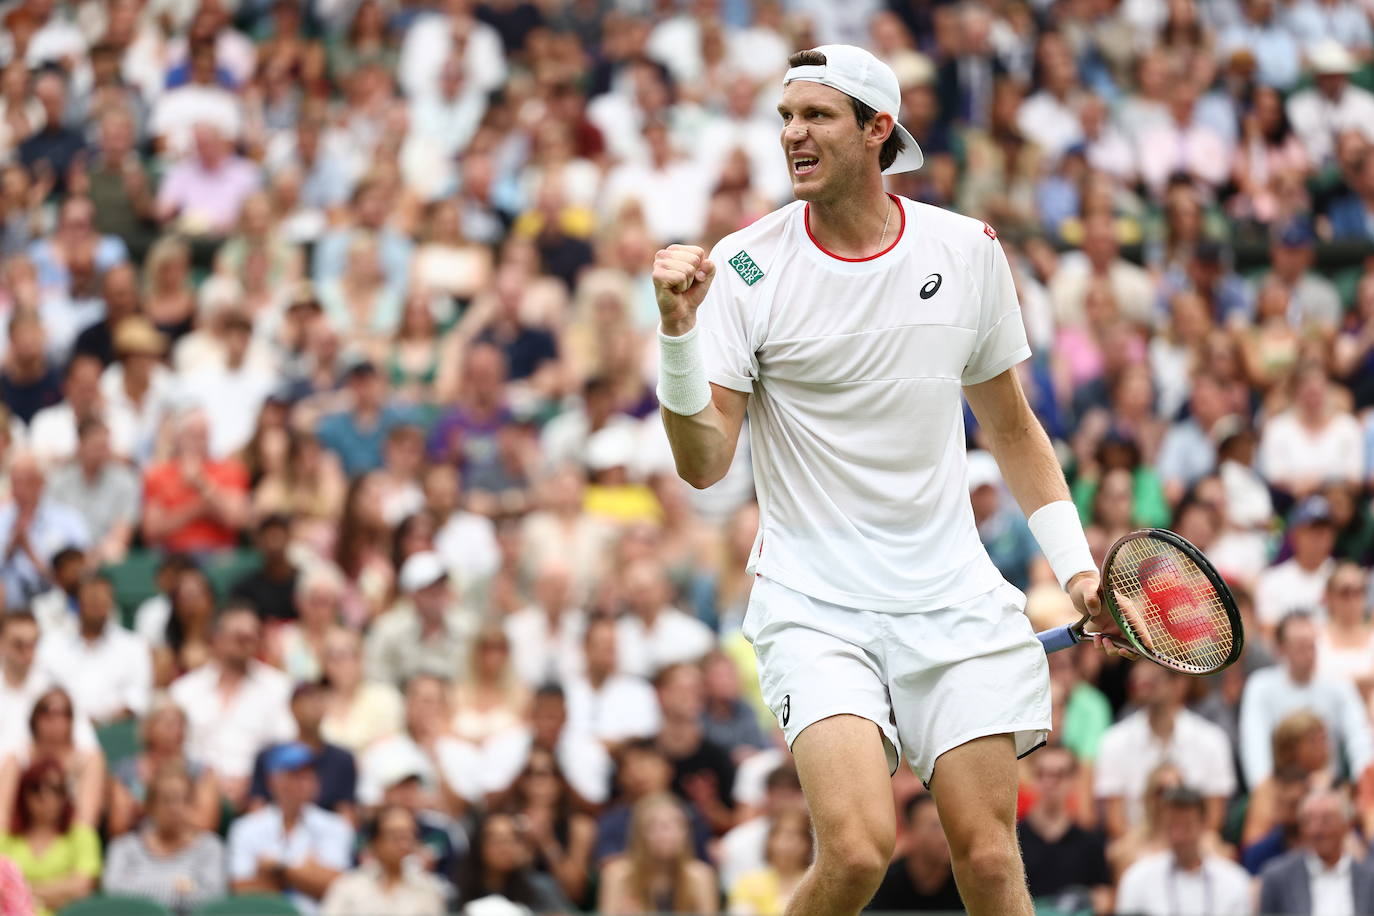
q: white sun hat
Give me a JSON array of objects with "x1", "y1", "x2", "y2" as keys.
[
  {"x1": 1309, "y1": 39, "x2": 1358, "y2": 76},
  {"x1": 783, "y1": 43, "x2": 925, "y2": 174}
]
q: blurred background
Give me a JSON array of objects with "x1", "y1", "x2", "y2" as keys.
[{"x1": 2, "y1": 0, "x2": 1374, "y2": 914}]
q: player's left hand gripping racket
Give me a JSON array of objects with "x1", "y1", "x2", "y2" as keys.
[{"x1": 1035, "y1": 528, "x2": 1244, "y2": 676}]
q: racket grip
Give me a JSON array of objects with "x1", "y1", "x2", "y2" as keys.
[{"x1": 1037, "y1": 625, "x2": 1081, "y2": 654}]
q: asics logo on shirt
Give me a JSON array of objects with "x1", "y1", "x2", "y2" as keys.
[
  {"x1": 919, "y1": 273, "x2": 943, "y2": 299},
  {"x1": 781, "y1": 694, "x2": 791, "y2": 727}
]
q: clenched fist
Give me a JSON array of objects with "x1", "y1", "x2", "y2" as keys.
[{"x1": 653, "y1": 244, "x2": 716, "y2": 336}]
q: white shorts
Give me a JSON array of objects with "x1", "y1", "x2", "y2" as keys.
[{"x1": 742, "y1": 575, "x2": 1052, "y2": 785}]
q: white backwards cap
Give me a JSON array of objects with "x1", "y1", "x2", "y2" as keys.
[{"x1": 783, "y1": 44, "x2": 925, "y2": 174}]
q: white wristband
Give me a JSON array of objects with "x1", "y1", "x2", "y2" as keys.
[
  {"x1": 1027, "y1": 500, "x2": 1096, "y2": 590},
  {"x1": 656, "y1": 324, "x2": 712, "y2": 416}
]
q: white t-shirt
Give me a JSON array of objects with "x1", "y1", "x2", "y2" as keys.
[
  {"x1": 1093, "y1": 709, "x2": 1237, "y2": 829},
  {"x1": 616, "y1": 610, "x2": 716, "y2": 679},
  {"x1": 1255, "y1": 558, "x2": 1334, "y2": 627},
  {"x1": 697, "y1": 196, "x2": 1029, "y2": 611},
  {"x1": 357, "y1": 733, "x2": 483, "y2": 807},
  {"x1": 1116, "y1": 852, "x2": 1253, "y2": 916},
  {"x1": 564, "y1": 673, "x2": 662, "y2": 744},
  {"x1": 38, "y1": 624, "x2": 152, "y2": 723},
  {"x1": 1258, "y1": 411, "x2": 1363, "y2": 491}
]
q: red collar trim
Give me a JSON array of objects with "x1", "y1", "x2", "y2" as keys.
[{"x1": 804, "y1": 193, "x2": 905, "y2": 262}]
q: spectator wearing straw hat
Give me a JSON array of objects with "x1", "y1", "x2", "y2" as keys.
[{"x1": 1287, "y1": 39, "x2": 1374, "y2": 168}]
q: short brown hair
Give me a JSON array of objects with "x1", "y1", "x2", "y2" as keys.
[{"x1": 787, "y1": 50, "x2": 907, "y2": 171}]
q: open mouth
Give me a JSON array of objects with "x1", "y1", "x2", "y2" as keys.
[{"x1": 792, "y1": 156, "x2": 819, "y2": 175}]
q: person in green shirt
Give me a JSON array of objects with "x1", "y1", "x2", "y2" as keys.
[{"x1": 0, "y1": 758, "x2": 101, "y2": 916}]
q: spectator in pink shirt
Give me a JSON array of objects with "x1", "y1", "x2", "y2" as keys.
[{"x1": 155, "y1": 124, "x2": 261, "y2": 238}]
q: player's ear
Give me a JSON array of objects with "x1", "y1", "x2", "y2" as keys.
[{"x1": 869, "y1": 111, "x2": 896, "y2": 148}]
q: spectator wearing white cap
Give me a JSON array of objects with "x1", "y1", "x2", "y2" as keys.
[
  {"x1": 967, "y1": 450, "x2": 1038, "y2": 591},
  {"x1": 1286, "y1": 39, "x2": 1374, "y2": 168},
  {"x1": 363, "y1": 551, "x2": 476, "y2": 688}
]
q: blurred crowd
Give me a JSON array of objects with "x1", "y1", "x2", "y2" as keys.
[{"x1": 2, "y1": 0, "x2": 1374, "y2": 915}]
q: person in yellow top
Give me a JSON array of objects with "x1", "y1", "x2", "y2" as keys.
[
  {"x1": 727, "y1": 806, "x2": 813, "y2": 916},
  {"x1": 0, "y1": 759, "x2": 101, "y2": 916}
]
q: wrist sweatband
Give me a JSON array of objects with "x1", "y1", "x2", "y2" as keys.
[
  {"x1": 1027, "y1": 500, "x2": 1097, "y2": 590},
  {"x1": 657, "y1": 324, "x2": 712, "y2": 417}
]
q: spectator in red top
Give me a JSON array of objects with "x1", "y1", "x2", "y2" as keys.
[{"x1": 141, "y1": 409, "x2": 249, "y2": 555}]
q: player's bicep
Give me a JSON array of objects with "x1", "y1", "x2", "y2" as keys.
[
  {"x1": 710, "y1": 382, "x2": 749, "y2": 448},
  {"x1": 963, "y1": 367, "x2": 1035, "y2": 442}
]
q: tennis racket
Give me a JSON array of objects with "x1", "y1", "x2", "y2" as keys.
[{"x1": 1035, "y1": 528, "x2": 1243, "y2": 676}]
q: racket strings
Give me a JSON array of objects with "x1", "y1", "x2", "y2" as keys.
[{"x1": 1106, "y1": 537, "x2": 1233, "y2": 674}]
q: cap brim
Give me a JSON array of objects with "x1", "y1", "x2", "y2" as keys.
[{"x1": 883, "y1": 122, "x2": 924, "y2": 174}]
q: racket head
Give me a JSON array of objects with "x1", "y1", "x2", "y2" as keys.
[{"x1": 1101, "y1": 528, "x2": 1243, "y2": 676}]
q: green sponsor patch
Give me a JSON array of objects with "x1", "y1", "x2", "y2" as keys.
[{"x1": 728, "y1": 250, "x2": 765, "y2": 286}]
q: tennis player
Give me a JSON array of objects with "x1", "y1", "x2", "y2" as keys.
[{"x1": 653, "y1": 46, "x2": 1123, "y2": 916}]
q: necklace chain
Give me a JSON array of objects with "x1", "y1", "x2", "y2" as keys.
[{"x1": 878, "y1": 197, "x2": 892, "y2": 249}]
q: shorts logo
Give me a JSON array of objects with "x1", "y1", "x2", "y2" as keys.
[
  {"x1": 919, "y1": 273, "x2": 942, "y2": 299},
  {"x1": 781, "y1": 695, "x2": 790, "y2": 727},
  {"x1": 729, "y1": 250, "x2": 765, "y2": 286}
]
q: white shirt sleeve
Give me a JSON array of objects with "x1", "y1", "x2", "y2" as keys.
[
  {"x1": 123, "y1": 635, "x2": 153, "y2": 718},
  {"x1": 226, "y1": 818, "x2": 259, "y2": 880},
  {"x1": 696, "y1": 245, "x2": 760, "y2": 393},
  {"x1": 1196, "y1": 722, "x2": 1238, "y2": 799},
  {"x1": 434, "y1": 738, "x2": 485, "y2": 802},
  {"x1": 962, "y1": 232, "x2": 1032, "y2": 386},
  {"x1": 1239, "y1": 671, "x2": 1276, "y2": 787},
  {"x1": 1092, "y1": 728, "x2": 1129, "y2": 799},
  {"x1": 315, "y1": 815, "x2": 356, "y2": 872},
  {"x1": 1337, "y1": 678, "x2": 1374, "y2": 775},
  {"x1": 1115, "y1": 860, "x2": 1153, "y2": 915}
]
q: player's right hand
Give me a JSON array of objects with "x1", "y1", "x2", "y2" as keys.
[{"x1": 653, "y1": 244, "x2": 715, "y2": 336}]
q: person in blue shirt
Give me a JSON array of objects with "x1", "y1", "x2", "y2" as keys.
[
  {"x1": 249, "y1": 682, "x2": 357, "y2": 821},
  {"x1": 316, "y1": 359, "x2": 417, "y2": 477}
]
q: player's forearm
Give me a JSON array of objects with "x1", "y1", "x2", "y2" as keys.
[
  {"x1": 981, "y1": 410, "x2": 1072, "y2": 519},
  {"x1": 662, "y1": 401, "x2": 738, "y2": 489}
]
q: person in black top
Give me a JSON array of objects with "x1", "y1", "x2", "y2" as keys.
[
  {"x1": 0, "y1": 310, "x2": 63, "y2": 425},
  {"x1": 72, "y1": 263, "x2": 140, "y2": 367},
  {"x1": 654, "y1": 662, "x2": 737, "y2": 835},
  {"x1": 249, "y1": 681, "x2": 357, "y2": 819},
  {"x1": 867, "y1": 792, "x2": 963, "y2": 911},
  {"x1": 231, "y1": 514, "x2": 300, "y2": 622},
  {"x1": 18, "y1": 69, "x2": 86, "y2": 197},
  {"x1": 1017, "y1": 746, "x2": 1112, "y2": 914}
]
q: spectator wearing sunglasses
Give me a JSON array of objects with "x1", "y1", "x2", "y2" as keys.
[
  {"x1": 0, "y1": 758, "x2": 100, "y2": 916},
  {"x1": 0, "y1": 689, "x2": 104, "y2": 829}
]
